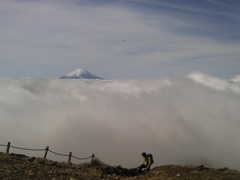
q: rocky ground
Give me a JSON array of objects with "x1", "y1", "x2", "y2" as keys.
[{"x1": 1, "y1": 152, "x2": 240, "y2": 179}]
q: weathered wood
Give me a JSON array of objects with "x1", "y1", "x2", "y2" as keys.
[
  {"x1": 68, "y1": 152, "x2": 72, "y2": 163},
  {"x1": 6, "y1": 142, "x2": 10, "y2": 153},
  {"x1": 44, "y1": 146, "x2": 49, "y2": 159},
  {"x1": 91, "y1": 153, "x2": 95, "y2": 166}
]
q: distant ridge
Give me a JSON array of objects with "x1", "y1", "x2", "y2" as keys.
[{"x1": 60, "y1": 68, "x2": 103, "y2": 79}]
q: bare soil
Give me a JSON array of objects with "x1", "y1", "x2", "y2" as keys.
[{"x1": 0, "y1": 152, "x2": 240, "y2": 179}]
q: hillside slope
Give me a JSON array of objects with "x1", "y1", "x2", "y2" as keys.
[{"x1": 0, "y1": 152, "x2": 240, "y2": 179}]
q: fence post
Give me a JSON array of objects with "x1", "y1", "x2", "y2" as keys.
[
  {"x1": 44, "y1": 146, "x2": 49, "y2": 159},
  {"x1": 91, "y1": 153, "x2": 95, "y2": 166},
  {"x1": 68, "y1": 152, "x2": 72, "y2": 163},
  {"x1": 6, "y1": 142, "x2": 11, "y2": 153}
]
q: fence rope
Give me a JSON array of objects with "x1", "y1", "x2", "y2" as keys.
[
  {"x1": 94, "y1": 156, "x2": 105, "y2": 165},
  {"x1": 1, "y1": 142, "x2": 105, "y2": 164},
  {"x1": 48, "y1": 149, "x2": 69, "y2": 157},
  {"x1": 10, "y1": 145, "x2": 45, "y2": 151},
  {"x1": 72, "y1": 155, "x2": 92, "y2": 160}
]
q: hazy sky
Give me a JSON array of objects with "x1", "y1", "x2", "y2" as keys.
[{"x1": 0, "y1": 0, "x2": 239, "y2": 79}]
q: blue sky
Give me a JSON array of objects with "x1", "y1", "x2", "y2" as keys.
[{"x1": 0, "y1": 0, "x2": 239, "y2": 79}]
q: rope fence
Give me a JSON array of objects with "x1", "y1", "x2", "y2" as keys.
[
  {"x1": 10, "y1": 145, "x2": 45, "y2": 151},
  {"x1": 48, "y1": 149, "x2": 69, "y2": 157},
  {"x1": 0, "y1": 142, "x2": 100, "y2": 165}
]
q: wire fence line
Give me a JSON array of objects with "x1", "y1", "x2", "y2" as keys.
[{"x1": 0, "y1": 142, "x2": 100, "y2": 165}]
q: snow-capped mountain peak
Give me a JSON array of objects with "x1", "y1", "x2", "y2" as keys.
[
  {"x1": 67, "y1": 68, "x2": 88, "y2": 77},
  {"x1": 60, "y1": 68, "x2": 103, "y2": 79}
]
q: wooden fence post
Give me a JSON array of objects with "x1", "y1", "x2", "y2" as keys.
[
  {"x1": 68, "y1": 152, "x2": 72, "y2": 163},
  {"x1": 91, "y1": 153, "x2": 95, "y2": 166},
  {"x1": 44, "y1": 146, "x2": 49, "y2": 159},
  {"x1": 6, "y1": 142, "x2": 10, "y2": 153}
]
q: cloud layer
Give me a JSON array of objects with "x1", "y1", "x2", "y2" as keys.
[{"x1": 1, "y1": 73, "x2": 240, "y2": 170}]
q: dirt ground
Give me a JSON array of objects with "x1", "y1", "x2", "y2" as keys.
[{"x1": 1, "y1": 152, "x2": 240, "y2": 179}]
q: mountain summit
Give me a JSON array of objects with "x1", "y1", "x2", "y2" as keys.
[{"x1": 60, "y1": 68, "x2": 103, "y2": 79}]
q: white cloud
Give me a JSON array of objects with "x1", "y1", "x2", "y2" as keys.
[
  {"x1": 1, "y1": 74, "x2": 240, "y2": 170},
  {"x1": 231, "y1": 75, "x2": 240, "y2": 83},
  {"x1": 188, "y1": 72, "x2": 240, "y2": 93}
]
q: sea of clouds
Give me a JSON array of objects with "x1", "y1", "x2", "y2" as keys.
[{"x1": 0, "y1": 72, "x2": 240, "y2": 170}]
